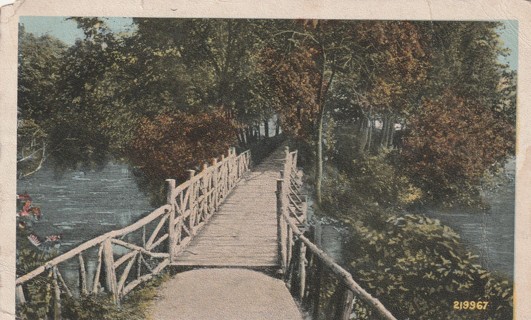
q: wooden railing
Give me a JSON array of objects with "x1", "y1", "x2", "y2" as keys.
[
  {"x1": 276, "y1": 147, "x2": 397, "y2": 320},
  {"x1": 16, "y1": 147, "x2": 251, "y2": 317}
]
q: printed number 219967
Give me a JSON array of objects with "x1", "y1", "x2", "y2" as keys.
[{"x1": 453, "y1": 301, "x2": 489, "y2": 310}]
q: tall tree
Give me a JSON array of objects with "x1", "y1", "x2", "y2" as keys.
[
  {"x1": 261, "y1": 20, "x2": 427, "y2": 203},
  {"x1": 17, "y1": 26, "x2": 66, "y2": 177}
]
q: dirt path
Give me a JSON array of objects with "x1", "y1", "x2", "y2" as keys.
[{"x1": 150, "y1": 268, "x2": 302, "y2": 320}]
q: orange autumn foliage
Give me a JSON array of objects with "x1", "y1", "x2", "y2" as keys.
[
  {"x1": 260, "y1": 45, "x2": 321, "y2": 140},
  {"x1": 129, "y1": 110, "x2": 237, "y2": 183},
  {"x1": 401, "y1": 92, "x2": 515, "y2": 203}
]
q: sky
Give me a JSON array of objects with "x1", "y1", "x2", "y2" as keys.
[{"x1": 18, "y1": 16, "x2": 518, "y2": 70}]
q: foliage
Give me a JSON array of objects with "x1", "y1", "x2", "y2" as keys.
[
  {"x1": 16, "y1": 195, "x2": 59, "y2": 320},
  {"x1": 341, "y1": 213, "x2": 513, "y2": 319},
  {"x1": 18, "y1": 27, "x2": 66, "y2": 124},
  {"x1": 260, "y1": 45, "x2": 321, "y2": 140},
  {"x1": 322, "y1": 152, "x2": 417, "y2": 212},
  {"x1": 128, "y1": 110, "x2": 237, "y2": 203},
  {"x1": 313, "y1": 161, "x2": 514, "y2": 319},
  {"x1": 401, "y1": 92, "x2": 515, "y2": 206},
  {"x1": 61, "y1": 272, "x2": 169, "y2": 320},
  {"x1": 17, "y1": 28, "x2": 65, "y2": 178}
]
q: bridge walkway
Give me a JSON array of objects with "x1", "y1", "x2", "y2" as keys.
[{"x1": 172, "y1": 146, "x2": 285, "y2": 267}]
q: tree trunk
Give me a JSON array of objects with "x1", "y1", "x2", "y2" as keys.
[
  {"x1": 239, "y1": 128, "x2": 247, "y2": 146},
  {"x1": 366, "y1": 119, "x2": 373, "y2": 153},
  {"x1": 245, "y1": 127, "x2": 253, "y2": 143},
  {"x1": 358, "y1": 117, "x2": 369, "y2": 154},
  {"x1": 315, "y1": 112, "x2": 324, "y2": 204},
  {"x1": 387, "y1": 116, "x2": 395, "y2": 148},
  {"x1": 264, "y1": 120, "x2": 270, "y2": 138},
  {"x1": 380, "y1": 115, "x2": 389, "y2": 149}
]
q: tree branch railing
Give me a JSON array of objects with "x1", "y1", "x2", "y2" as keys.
[
  {"x1": 276, "y1": 147, "x2": 396, "y2": 320},
  {"x1": 16, "y1": 147, "x2": 251, "y2": 318}
]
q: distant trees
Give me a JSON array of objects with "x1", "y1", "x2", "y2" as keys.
[
  {"x1": 398, "y1": 21, "x2": 516, "y2": 205},
  {"x1": 128, "y1": 111, "x2": 237, "y2": 199},
  {"x1": 259, "y1": 20, "x2": 515, "y2": 207},
  {"x1": 17, "y1": 18, "x2": 515, "y2": 207}
]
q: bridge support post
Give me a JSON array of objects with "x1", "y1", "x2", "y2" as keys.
[{"x1": 166, "y1": 179, "x2": 177, "y2": 263}]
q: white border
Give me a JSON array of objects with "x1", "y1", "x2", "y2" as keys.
[{"x1": 1, "y1": 0, "x2": 530, "y2": 319}]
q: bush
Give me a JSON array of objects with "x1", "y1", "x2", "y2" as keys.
[
  {"x1": 321, "y1": 152, "x2": 420, "y2": 215},
  {"x1": 340, "y1": 213, "x2": 513, "y2": 319}
]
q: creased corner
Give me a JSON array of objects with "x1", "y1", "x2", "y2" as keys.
[{"x1": 0, "y1": 0, "x2": 25, "y2": 23}]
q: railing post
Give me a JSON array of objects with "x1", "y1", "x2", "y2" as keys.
[
  {"x1": 16, "y1": 285, "x2": 26, "y2": 305},
  {"x1": 301, "y1": 195, "x2": 308, "y2": 224},
  {"x1": 212, "y1": 158, "x2": 219, "y2": 210},
  {"x1": 221, "y1": 154, "x2": 227, "y2": 198},
  {"x1": 284, "y1": 146, "x2": 290, "y2": 177},
  {"x1": 166, "y1": 179, "x2": 176, "y2": 263},
  {"x1": 299, "y1": 241, "x2": 307, "y2": 300},
  {"x1": 187, "y1": 171, "x2": 197, "y2": 234},
  {"x1": 276, "y1": 178, "x2": 287, "y2": 273},
  {"x1": 336, "y1": 285, "x2": 355, "y2": 320},
  {"x1": 102, "y1": 238, "x2": 118, "y2": 303},
  {"x1": 52, "y1": 267, "x2": 61, "y2": 320}
]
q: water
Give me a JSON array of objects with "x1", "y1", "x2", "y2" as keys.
[
  {"x1": 17, "y1": 163, "x2": 155, "y2": 249},
  {"x1": 316, "y1": 158, "x2": 515, "y2": 278},
  {"x1": 426, "y1": 158, "x2": 515, "y2": 277}
]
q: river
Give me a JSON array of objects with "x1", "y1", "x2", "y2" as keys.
[
  {"x1": 17, "y1": 163, "x2": 155, "y2": 252},
  {"x1": 17, "y1": 157, "x2": 515, "y2": 282}
]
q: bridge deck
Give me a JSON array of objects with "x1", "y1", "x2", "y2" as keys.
[{"x1": 173, "y1": 146, "x2": 284, "y2": 267}]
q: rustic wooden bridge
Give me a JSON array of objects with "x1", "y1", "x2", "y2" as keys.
[{"x1": 16, "y1": 145, "x2": 397, "y2": 320}]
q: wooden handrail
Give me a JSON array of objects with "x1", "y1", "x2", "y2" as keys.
[
  {"x1": 15, "y1": 204, "x2": 171, "y2": 285},
  {"x1": 16, "y1": 147, "x2": 252, "y2": 308},
  {"x1": 276, "y1": 147, "x2": 397, "y2": 320}
]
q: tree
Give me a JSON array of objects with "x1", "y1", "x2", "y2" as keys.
[
  {"x1": 17, "y1": 26, "x2": 66, "y2": 177},
  {"x1": 128, "y1": 110, "x2": 237, "y2": 202},
  {"x1": 401, "y1": 92, "x2": 515, "y2": 205},
  {"x1": 261, "y1": 20, "x2": 428, "y2": 203}
]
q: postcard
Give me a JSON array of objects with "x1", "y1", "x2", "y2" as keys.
[{"x1": 1, "y1": 1, "x2": 530, "y2": 319}]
